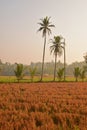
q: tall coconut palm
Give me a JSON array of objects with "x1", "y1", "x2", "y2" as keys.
[
  {"x1": 50, "y1": 36, "x2": 63, "y2": 81},
  {"x1": 38, "y1": 16, "x2": 55, "y2": 81}
]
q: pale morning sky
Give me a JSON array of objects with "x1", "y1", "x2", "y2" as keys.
[{"x1": 0, "y1": 0, "x2": 87, "y2": 65}]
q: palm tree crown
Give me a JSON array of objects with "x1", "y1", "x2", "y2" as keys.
[
  {"x1": 50, "y1": 36, "x2": 63, "y2": 56},
  {"x1": 38, "y1": 16, "x2": 55, "y2": 37}
]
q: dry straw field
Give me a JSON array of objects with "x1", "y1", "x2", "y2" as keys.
[{"x1": 0, "y1": 82, "x2": 87, "y2": 130}]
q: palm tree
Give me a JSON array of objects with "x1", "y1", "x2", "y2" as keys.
[
  {"x1": 38, "y1": 16, "x2": 55, "y2": 81},
  {"x1": 14, "y1": 63, "x2": 25, "y2": 82},
  {"x1": 63, "y1": 38, "x2": 66, "y2": 81},
  {"x1": 57, "y1": 68, "x2": 64, "y2": 81},
  {"x1": 80, "y1": 69, "x2": 86, "y2": 82},
  {"x1": 50, "y1": 36, "x2": 63, "y2": 81},
  {"x1": 73, "y1": 67, "x2": 81, "y2": 82},
  {"x1": 59, "y1": 37, "x2": 66, "y2": 81},
  {"x1": 29, "y1": 66, "x2": 37, "y2": 82}
]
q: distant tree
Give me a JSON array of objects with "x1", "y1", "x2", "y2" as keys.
[
  {"x1": 83, "y1": 53, "x2": 87, "y2": 63},
  {"x1": 73, "y1": 67, "x2": 81, "y2": 82},
  {"x1": 58, "y1": 37, "x2": 66, "y2": 81},
  {"x1": 0, "y1": 65, "x2": 3, "y2": 76},
  {"x1": 80, "y1": 69, "x2": 86, "y2": 82},
  {"x1": 83, "y1": 53, "x2": 87, "y2": 74},
  {"x1": 62, "y1": 38, "x2": 66, "y2": 81},
  {"x1": 0, "y1": 67, "x2": 1, "y2": 75},
  {"x1": 38, "y1": 16, "x2": 55, "y2": 81},
  {"x1": 50, "y1": 36, "x2": 63, "y2": 81},
  {"x1": 14, "y1": 63, "x2": 25, "y2": 82},
  {"x1": 29, "y1": 67, "x2": 37, "y2": 82},
  {"x1": 0, "y1": 59, "x2": 3, "y2": 64},
  {"x1": 57, "y1": 68, "x2": 64, "y2": 81}
]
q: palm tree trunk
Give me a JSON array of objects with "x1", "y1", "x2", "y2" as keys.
[
  {"x1": 64, "y1": 39, "x2": 66, "y2": 81},
  {"x1": 41, "y1": 34, "x2": 46, "y2": 81},
  {"x1": 54, "y1": 54, "x2": 57, "y2": 81}
]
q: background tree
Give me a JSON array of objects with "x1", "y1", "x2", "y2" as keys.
[
  {"x1": 29, "y1": 66, "x2": 37, "y2": 82},
  {"x1": 83, "y1": 53, "x2": 87, "y2": 74},
  {"x1": 38, "y1": 16, "x2": 55, "y2": 81},
  {"x1": 83, "y1": 53, "x2": 87, "y2": 63},
  {"x1": 59, "y1": 37, "x2": 66, "y2": 81},
  {"x1": 14, "y1": 63, "x2": 25, "y2": 82},
  {"x1": 73, "y1": 67, "x2": 81, "y2": 82},
  {"x1": 62, "y1": 38, "x2": 66, "y2": 81},
  {"x1": 0, "y1": 67, "x2": 2, "y2": 74},
  {"x1": 50, "y1": 36, "x2": 63, "y2": 81},
  {"x1": 57, "y1": 68, "x2": 64, "y2": 81},
  {"x1": 80, "y1": 69, "x2": 86, "y2": 82}
]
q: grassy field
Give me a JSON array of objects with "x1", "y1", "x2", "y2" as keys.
[
  {"x1": 0, "y1": 83, "x2": 87, "y2": 130},
  {"x1": 0, "y1": 76, "x2": 86, "y2": 83}
]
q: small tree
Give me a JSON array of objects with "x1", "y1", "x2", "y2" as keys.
[
  {"x1": 80, "y1": 69, "x2": 86, "y2": 81},
  {"x1": 14, "y1": 63, "x2": 25, "y2": 82},
  {"x1": 73, "y1": 67, "x2": 81, "y2": 82},
  {"x1": 29, "y1": 67, "x2": 37, "y2": 82},
  {"x1": 57, "y1": 68, "x2": 64, "y2": 81}
]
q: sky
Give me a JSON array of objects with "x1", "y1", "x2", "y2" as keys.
[{"x1": 0, "y1": 0, "x2": 87, "y2": 65}]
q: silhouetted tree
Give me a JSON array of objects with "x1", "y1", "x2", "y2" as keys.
[
  {"x1": 73, "y1": 67, "x2": 81, "y2": 82},
  {"x1": 50, "y1": 36, "x2": 63, "y2": 81},
  {"x1": 29, "y1": 66, "x2": 37, "y2": 82},
  {"x1": 14, "y1": 63, "x2": 25, "y2": 82},
  {"x1": 38, "y1": 16, "x2": 55, "y2": 81},
  {"x1": 57, "y1": 68, "x2": 64, "y2": 81}
]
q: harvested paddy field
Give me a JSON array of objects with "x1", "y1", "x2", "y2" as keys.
[{"x1": 0, "y1": 82, "x2": 87, "y2": 130}]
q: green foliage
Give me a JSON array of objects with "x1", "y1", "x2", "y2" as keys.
[
  {"x1": 80, "y1": 69, "x2": 86, "y2": 81},
  {"x1": 50, "y1": 36, "x2": 63, "y2": 56},
  {"x1": 38, "y1": 16, "x2": 55, "y2": 37},
  {"x1": 57, "y1": 68, "x2": 64, "y2": 81},
  {"x1": 29, "y1": 67, "x2": 37, "y2": 82},
  {"x1": 73, "y1": 67, "x2": 81, "y2": 82},
  {"x1": 0, "y1": 60, "x2": 86, "y2": 77},
  {"x1": 14, "y1": 63, "x2": 25, "y2": 82}
]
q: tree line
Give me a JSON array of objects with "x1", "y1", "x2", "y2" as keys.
[{"x1": 0, "y1": 59, "x2": 87, "y2": 82}]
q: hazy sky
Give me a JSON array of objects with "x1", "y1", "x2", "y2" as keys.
[{"x1": 0, "y1": 0, "x2": 87, "y2": 64}]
